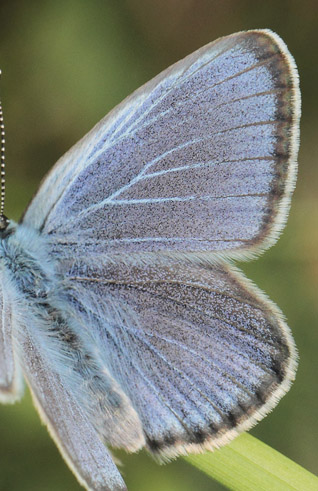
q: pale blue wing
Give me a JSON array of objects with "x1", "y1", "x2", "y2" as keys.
[
  {"x1": 18, "y1": 327, "x2": 127, "y2": 491},
  {"x1": 61, "y1": 255, "x2": 296, "y2": 456},
  {"x1": 0, "y1": 272, "x2": 24, "y2": 403},
  {"x1": 22, "y1": 30, "x2": 300, "y2": 260}
]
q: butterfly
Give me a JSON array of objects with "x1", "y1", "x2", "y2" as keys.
[{"x1": 0, "y1": 29, "x2": 300, "y2": 490}]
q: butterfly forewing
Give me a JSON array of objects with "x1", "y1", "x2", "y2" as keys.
[{"x1": 23, "y1": 30, "x2": 299, "y2": 261}]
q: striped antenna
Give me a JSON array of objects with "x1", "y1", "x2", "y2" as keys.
[{"x1": 0, "y1": 70, "x2": 9, "y2": 231}]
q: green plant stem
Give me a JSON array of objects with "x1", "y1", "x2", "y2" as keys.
[{"x1": 184, "y1": 433, "x2": 318, "y2": 490}]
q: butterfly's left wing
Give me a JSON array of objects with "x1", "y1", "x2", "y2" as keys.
[
  {"x1": 18, "y1": 327, "x2": 127, "y2": 491},
  {"x1": 61, "y1": 255, "x2": 296, "y2": 457},
  {"x1": 0, "y1": 272, "x2": 24, "y2": 403}
]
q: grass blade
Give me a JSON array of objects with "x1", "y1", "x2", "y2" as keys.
[{"x1": 185, "y1": 433, "x2": 318, "y2": 490}]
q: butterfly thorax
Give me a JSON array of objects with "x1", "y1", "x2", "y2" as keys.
[
  {"x1": 0, "y1": 221, "x2": 98, "y2": 357},
  {"x1": 0, "y1": 222, "x2": 57, "y2": 300},
  {"x1": 0, "y1": 222, "x2": 89, "y2": 364}
]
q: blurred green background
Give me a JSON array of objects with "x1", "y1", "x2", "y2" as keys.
[{"x1": 0, "y1": 1, "x2": 317, "y2": 490}]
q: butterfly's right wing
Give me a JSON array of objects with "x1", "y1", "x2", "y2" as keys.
[
  {"x1": 22, "y1": 29, "x2": 300, "y2": 261},
  {"x1": 61, "y1": 255, "x2": 296, "y2": 458}
]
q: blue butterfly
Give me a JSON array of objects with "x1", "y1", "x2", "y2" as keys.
[{"x1": 0, "y1": 29, "x2": 300, "y2": 490}]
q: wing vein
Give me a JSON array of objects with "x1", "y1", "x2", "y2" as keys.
[
  {"x1": 126, "y1": 325, "x2": 261, "y2": 399},
  {"x1": 121, "y1": 325, "x2": 227, "y2": 419},
  {"x1": 110, "y1": 193, "x2": 268, "y2": 206},
  {"x1": 117, "y1": 52, "x2": 280, "y2": 143},
  {"x1": 108, "y1": 38, "x2": 239, "y2": 144},
  {"x1": 140, "y1": 156, "x2": 274, "y2": 180}
]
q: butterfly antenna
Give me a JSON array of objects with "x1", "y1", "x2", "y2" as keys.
[{"x1": 0, "y1": 70, "x2": 9, "y2": 231}]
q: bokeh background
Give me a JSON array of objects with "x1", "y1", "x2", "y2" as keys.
[{"x1": 0, "y1": 1, "x2": 317, "y2": 490}]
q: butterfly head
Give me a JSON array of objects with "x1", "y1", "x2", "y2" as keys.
[{"x1": 0, "y1": 215, "x2": 9, "y2": 233}]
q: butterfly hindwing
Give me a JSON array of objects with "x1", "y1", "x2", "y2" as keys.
[{"x1": 60, "y1": 254, "x2": 296, "y2": 458}]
